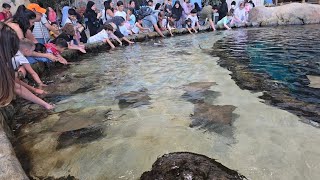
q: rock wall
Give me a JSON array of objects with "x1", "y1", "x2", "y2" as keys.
[
  {"x1": 0, "y1": 107, "x2": 28, "y2": 180},
  {"x1": 249, "y1": 3, "x2": 320, "y2": 26}
]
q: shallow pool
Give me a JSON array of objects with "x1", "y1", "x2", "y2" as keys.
[{"x1": 15, "y1": 29, "x2": 320, "y2": 180}]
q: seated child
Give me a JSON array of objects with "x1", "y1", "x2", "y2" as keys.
[
  {"x1": 53, "y1": 23, "x2": 86, "y2": 53},
  {"x1": 216, "y1": 10, "x2": 235, "y2": 30},
  {"x1": 87, "y1": 23, "x2": 122, "y2": 49},
  {"x1": 166, "y1": 14, "x2": 177, "y2": 36},
  {"x1": 45, "y1": 38, "x2": 69, "y2": 64},
  {"x1": 13, "y1": 38, "x2": 46, "y2": 87},
  {"x1": 185, "y1": 18, "x2": 197, "y2": 34},
  {"x1": 131, "y1": 15, "x2": 151, "y2": 34},
  {"x1": 12, "y1": 40, "x2": 54, "y2": 110},
  {"x1": 187, "y1": 9, "x2": 200, "y2": 30}
]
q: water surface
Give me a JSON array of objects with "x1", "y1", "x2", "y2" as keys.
[{"x1": 15, "y1": 30, "x2": 320, "y2": 180}]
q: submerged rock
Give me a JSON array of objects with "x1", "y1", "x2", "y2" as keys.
[
  {"x1": 51, "y1": 108, "x2": 112, "y2": 132},
  {"x1": 57, "y1": 125, "x2": 104, "y2": 150},
  {"x1": 140, "y1": 152, "x2": 246, "y2": 180},
  {"x1": 249, "y1": 3, "x2": 320, "y2": 26},
  {"x1": 191, "y1": 103, "x2": 237, "y2": 132},
  {"x1": 182, "y1": 82, "x2": 219, "y2": 104},
  {"x1": 116, "y1": 88, "x2": 151, "y2": 109},
  {"x1": 183, "y1": 82, "x2": 217, "y2": 92}
]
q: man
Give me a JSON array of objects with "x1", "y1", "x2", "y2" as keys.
[
  {"x1": 142, "y1": 11, "x2": 165, "y2": 37},
  {"x1": 0, "y1": 3, "x2": 12, "y2": 22},
  {"x1": 198, "y1": 5, "x2": 218, "y2": 31},
  {"x1": 27, "y1": 3, "x2": 59, "y2": 44}
]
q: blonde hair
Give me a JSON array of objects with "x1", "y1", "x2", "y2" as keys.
[{"x1": 19, "y1": 38, "x2": 35, "y2": 50}]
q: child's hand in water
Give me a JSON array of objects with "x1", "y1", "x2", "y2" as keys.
[
  {"x1": 79, "y1": 48, "x2": 87, "y2": 53},
  {"x1": 35, "y1": 88, "x2": 48, "y2": 95},
  {"x1": 129, "y1": 41, "x2": 134, "y2": 44},
  {"x1": 58, "y1": 57, "x2": 68, "y2": 65},
  {"x1": 44, "y1": 103, "x2": 55, "y2": 110},
  {"x1": 119, "y1": 42, "x2": 123, "y2": 46}
]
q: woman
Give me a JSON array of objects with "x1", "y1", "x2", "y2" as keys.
[
  {"x1": 0, "y1": 22, "x2": 19, "y2": 107},
  {"x1": 218, "y1": 0, "x2": 228, "y2": 21},
  {"x1": 172, "y1": 1, "x2": 183, "y2": 28},
  {"x1": 0, "y1": 22, "x2": 54, "y2": 109},
  {"x1": 7, "y1": 5, "x2": 58, "y2": 62},
  {"x1": 101, "y1": 0, "x2": 114, "y2": 24},
  {"x1": 7, "y1": 5, "x2": 37, "y2": 39},
  {"x1": 85, "y1": 1, "x2": 101, "y2": 36}
]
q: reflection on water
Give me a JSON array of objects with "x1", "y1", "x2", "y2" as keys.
[
  {"x1": 213, "y1": 25, "x2": 320, "y2": 124},
  {"x1": 15, "y1": 30, "x2": 320, "y2": 180}
]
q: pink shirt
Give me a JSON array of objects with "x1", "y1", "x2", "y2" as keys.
[{"x1": 48, "y1": 10, "x2": 57, "y2": 23}]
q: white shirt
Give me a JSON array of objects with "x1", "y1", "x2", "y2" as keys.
[
  {"x1": 12, "y1": 51, "x2": 29, "y2": 70},
  {"x1": 101, "y1": 9, "x2": 113, "y2": 24},
  {"x1": 234, "y1": 8, "x2": 247, "y2": 22},
  {"x1": 87, "y1": 29, "x2": 109, "y2": 44},
  {"x1": 187, "y1": 15, "x2": 198, "y2": 28},
  {"x1": 87, "y1": 29, "x2": 117, "y2": 44},
  {"x1": 114, "y1": 11, "x2": 126, "y2": 21}
]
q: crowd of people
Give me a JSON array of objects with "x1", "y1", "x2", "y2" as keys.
[{"x1": 0, "y1": 0, "x2": 255, "y2": 110}]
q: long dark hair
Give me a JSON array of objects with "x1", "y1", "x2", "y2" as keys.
[
  {"x1": 12, "y1": 5, "x2": 36, "y2": 36},
  {"x1": 194, "y1": 2, "x2": 201, "y2": 12},
  {"x1": 104, "y1": 0, "x2": 114, "y2": 20},
  {"x1": 0, "y1": 22, "x2": 20, "y2": 107},
  {"x1": 85, "y1": 1, "x2": 95, "y2": 14}
]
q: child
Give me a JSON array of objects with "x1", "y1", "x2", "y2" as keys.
[
  {"x1": 166, "y1": 13, "x2": 176, "y2": 36},
  {"x1": 106, "y1": 17, "x2": 134, "y2": 44},
  {"x1": 65, "y1": 8, "x2": 85, "y2": 45},
  {"x1": 50, "y1": 22, "x2": 60, "y2": 39},
  {"x1": 53, "y1": 23, "x2": 86, "y2": 53},
  {"x1": 185, "y1": 18, "x2": 196, "y2": 34},
  {"x1": 230, "y1": 1, "x2": 236, "y2": 10},
  {"x1": 13, "y1": 38, "x2": 46, "y2": 87},
  {"x1": 114, "y1": 1, "x2": 126, "y2": 20},
  {"x1": 45, "y1": 38, "x2": 69, "y2": 64},
  {"x1": 126, "y1": 8, "x2": 136, "y2": 29},
  {"x1": 87, "y1": 23, "x2": 122, "y2": 49},
  {"x1": 131, "y1": 16, "x2": 151, "y2": 34},
  {"x1": 186, "y1": 9, "x2": 199, "y2": 31},
  {"x1": 216, "y1": 10, "x2": 234, "y2": 30}
]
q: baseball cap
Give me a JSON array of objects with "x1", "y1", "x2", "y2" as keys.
[{"x1": 27, "y1": 3, "x2": 46, "y2": 14}]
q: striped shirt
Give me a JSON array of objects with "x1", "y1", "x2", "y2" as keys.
[{"x1": 32, "y1": 14, "x2": 50, "y2": 40}]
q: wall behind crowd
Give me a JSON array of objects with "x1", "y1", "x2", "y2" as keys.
[
  {"x1": 0, "y1": 0, "x2": 30, "y2": 13},
  {"x1": 226, "y1": 0, "x2": 264, "y2": 9}
]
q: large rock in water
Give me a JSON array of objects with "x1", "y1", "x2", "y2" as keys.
[
  {"x1": 140, "y1": 152, "x2": 246, "y2": 180},
  {"x1": 249, "y1": 3, "x2": 320, "y2": 26}
]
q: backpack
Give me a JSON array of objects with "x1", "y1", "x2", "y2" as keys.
[{"x1": 136, "y1": 7, "x2": 154, "y2": 19}]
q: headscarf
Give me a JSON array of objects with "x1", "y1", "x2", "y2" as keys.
[{"x1": 172, "y1": 1, "x2": 183, "y2": 21}]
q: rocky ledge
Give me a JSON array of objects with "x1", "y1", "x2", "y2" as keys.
[
  {"x1": 249, "y1": 3, "x2": 320, "y2": 26},
  {"x1": 140, "y1": 152, "x2": 246, "y2": 180}
]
